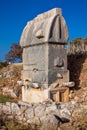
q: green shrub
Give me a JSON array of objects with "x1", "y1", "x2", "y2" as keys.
[{"x1": 0, "y1": 95, "x2": 14, "y2": 103}]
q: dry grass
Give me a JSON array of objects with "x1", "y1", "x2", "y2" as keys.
[
  {"x1": 0, "y1": 63, "x2": 23, "y2": 101},
  {"x1": 60, "y1": 110, "x2": 87, "y2": 130}
]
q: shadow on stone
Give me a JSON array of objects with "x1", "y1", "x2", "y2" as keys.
[{"x1": 54, "y1": 114, "x2": 70, "y2": 123}]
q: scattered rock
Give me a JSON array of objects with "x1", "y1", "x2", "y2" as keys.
[
  {"x1": 3, "y1": 104, "x2": 11, "y2": 114},
  {"x1": 17, "y1": 80, "x2": 23, "y2": 86},
  {"x1": 0, "y1": 74, "x2": 3, "y2": 78},
  {"x1": 35, "y1": 104, "x2": 46, "y2": 117},
  {"x1": 18, "y1": 101, "x2": 33, "y2": 108},
  {"x1": 60, "y1": 81, "x2": 75, "y2": 87},
  {"x1": 60, "y1": 108, "x2": 71, "y2": 117},
  {"x1": 32, "y1": 83, "x2": 40, "y2": 88},
  {"x1": 25, "y1": 107, "x2": 34, "y2": 120},
  {"x1": 46, "y1": 104, "x2": 57, "y2": 114},
  {"x1": 11, "y1": 103, "x2": 20, "y2": 115},
  {"x1": 2, "y1": 87, "x2": 17, "y2": 98},
  {"x1": 28, "y1": 82, "x2": 40, "y2": 88},
  {"x1": 57, "y1": 73, "x2": 63, "y2": 79}
]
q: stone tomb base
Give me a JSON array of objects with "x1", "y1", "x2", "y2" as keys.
[
  {"x1": 22, "y1": 86, "x2": 50, "y2": 103},
  {"x1": 22, "y1": 86, "x2": 69, "y2": 103}
]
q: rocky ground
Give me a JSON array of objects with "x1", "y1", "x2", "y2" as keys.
[
  {"x1": 0, "y1": 63, "x2": 22, "y2": 100},
  {"x1": 0, "y1": 99, "x2": 87, "y2": 130},
  {"x1": 0, "y1": 100, "x2": 87, "y2": 130},
  {"x1": 0, "y1": 53, "x2": 87, "y2": 129}
]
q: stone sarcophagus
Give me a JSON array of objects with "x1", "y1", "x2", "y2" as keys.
[{"x1": 20, "y1": 8, "x2": 70, "y2": 103}]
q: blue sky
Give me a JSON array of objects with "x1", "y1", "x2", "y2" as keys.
[{"x1": 0, "y1": 0, "x2": 87, "y2": 61}]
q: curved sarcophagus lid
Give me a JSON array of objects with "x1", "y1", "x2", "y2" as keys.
[{"x1": 20, "y1": 8, "x2": 68, "y2": 47}]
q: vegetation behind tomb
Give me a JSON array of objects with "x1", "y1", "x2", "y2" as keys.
[
  {"x1": 5, "y1": 43, "x2": 23, "y2": 63},
  {"x1": 67, "y1": 38, "x2": 87, "y2": 55}
]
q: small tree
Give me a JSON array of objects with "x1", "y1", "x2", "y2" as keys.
[{"x1": 5, "y1": 43, "x2": 23, "y2": 63}]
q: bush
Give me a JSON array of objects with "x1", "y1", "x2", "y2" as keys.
[
  {"x1": 0, "y1": 62, "x2": 8, "y2": 69},
  {"x1": 5, "y1": 43, "x2": 23, "y2": 63},
  {"x1": 0, "y1": 95, "x2": 14, "y2": 103}
]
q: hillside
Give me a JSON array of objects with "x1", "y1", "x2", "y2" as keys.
[
  {"x1": 68, "y1": 53, "x2": 87, "y2": 102},
  {"x1": 0, "y1": 63, "x2": 23, "y2": 101}
]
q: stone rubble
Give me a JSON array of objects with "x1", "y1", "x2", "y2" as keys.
[{"x1": 0, "y1": 100, "x2": 87, "y2": 129}]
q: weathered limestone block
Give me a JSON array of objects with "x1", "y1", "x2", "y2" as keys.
[
  {"x1": 48, "y1": 44, "x2": 67, "y2": 70},
  {"x1": 20, "y1": 8, "x2": 69, "y2": 86},
  {"x1": 22, "y1": 70, "x2": 48, "y2": 84},
  {"x1": 22, "y1": 87, "x2": 50, "y2": 103},
  {"x1": 23, "y1": 44, "x2": 47, "y2": 71},
  {"x1": 20, "y1": 8, "x2": 68, "y2": 47}
]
